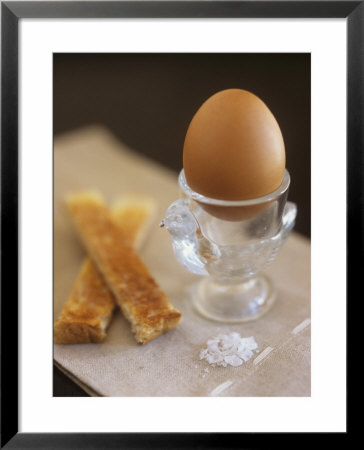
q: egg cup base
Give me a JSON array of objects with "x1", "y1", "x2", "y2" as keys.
[{"x1": 191, "y1": 274, "x2": 276, "y2": 323}]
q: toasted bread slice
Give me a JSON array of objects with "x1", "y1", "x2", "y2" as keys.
[
  {"x1": 66, "y1": 191, "x2": 181, "y2": 344},
  {"x1": 54, "y1": 193, "x2": 156, "y2": 344}
]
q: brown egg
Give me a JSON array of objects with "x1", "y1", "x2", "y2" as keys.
[{"x1": 183, "y1": 89, "x2": 286, "y2": 205}]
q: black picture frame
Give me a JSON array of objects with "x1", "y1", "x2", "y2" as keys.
[{"x1": 1, "y1": 1, "x2": 359, "y2": 448}]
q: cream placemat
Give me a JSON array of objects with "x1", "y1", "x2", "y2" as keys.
[{"x1": 54, "y1": 125, "x2": 311, "y2": 397}]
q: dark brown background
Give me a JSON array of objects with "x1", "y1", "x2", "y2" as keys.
[
  {"x1": 54, "y1": 53, "x2": 310, "y2": 237},
  {"x1": 53, "y1": 53, "x2": 310, "y2": 396}
]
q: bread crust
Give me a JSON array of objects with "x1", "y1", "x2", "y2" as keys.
[
  {"x1": 66, "y1": 192, "x2": 181, "y2": 344},
  {"x1": 54, "y1": 193, "x2": 156, "y2": 344}
]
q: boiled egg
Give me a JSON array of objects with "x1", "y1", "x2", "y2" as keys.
[{"x1": 183, "y1": 89, "x2": 285, "y2": 202}]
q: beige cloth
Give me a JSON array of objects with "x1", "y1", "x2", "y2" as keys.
[{"x1": 54, "y1": 125, "x2": 311, "y2": 397}]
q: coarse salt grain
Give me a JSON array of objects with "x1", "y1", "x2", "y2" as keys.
[{"x1": 200, "y1": 333, "x2": 258, "y2": 368}]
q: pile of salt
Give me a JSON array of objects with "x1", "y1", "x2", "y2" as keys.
[{"x1": 199, "y1": 332, "x2": 258, "y2": 367}]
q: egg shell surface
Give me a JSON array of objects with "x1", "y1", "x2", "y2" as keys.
[{"x1": 183, "y1": 89, "x2": 286, "y2": 201}]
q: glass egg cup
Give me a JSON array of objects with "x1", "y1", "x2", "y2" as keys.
[{"x1": 163, "y1": 169, "x2": 297, "y2": 323}]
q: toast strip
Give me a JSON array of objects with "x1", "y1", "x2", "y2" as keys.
[
  {"x1": 54, "y1": 194, "x2": 156, "y2": 344},
  {"x1": 66, "y1": 191, "x2": 182, "y2": 344}
]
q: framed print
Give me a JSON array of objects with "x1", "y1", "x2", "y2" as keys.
[{"x1": 2, "y1": 1, "x2": 360, "y2": 447}]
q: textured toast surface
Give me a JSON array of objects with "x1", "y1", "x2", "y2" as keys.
[
  {"x1": 66, "y1": 192, "x2": 181, "y2": 344},
  {"x1": 54, "y1": 259, "x2": 114, "y2": 344},
  {"x1": 54, "y1": 193, "x2": 156, "y2": 344}
]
